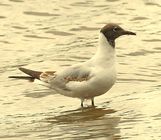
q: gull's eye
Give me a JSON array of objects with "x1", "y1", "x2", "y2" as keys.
[{"x1": 113, "y1": 27, "x2": 120, "y2": 32}]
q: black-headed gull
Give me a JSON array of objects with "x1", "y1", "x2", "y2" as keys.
[{"x1": 9, "y1": 23, "x2": 136, "y2": 107}]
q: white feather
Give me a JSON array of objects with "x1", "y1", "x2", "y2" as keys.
[{"x1": 41, "y1": 33, "x2": 117, "y2": 99}]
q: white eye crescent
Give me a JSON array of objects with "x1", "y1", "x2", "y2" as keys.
[{"x1": 113, "y1": 27, "x2": 119, "y2": 32}]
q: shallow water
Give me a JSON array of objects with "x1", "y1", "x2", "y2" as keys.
[{"x1": 1, "y1": 0, "x2": 161, "y2": 139}]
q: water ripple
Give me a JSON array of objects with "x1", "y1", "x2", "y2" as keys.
[
  {"x1": 0, "y1": 16, "x2": 6, "y2": 19},
  {"x1": 144, "y1": 2, "x2": 161, "y2": 7},
  {"x1": 0, "y1": 3, "x2": 10, "y2": 6},
  {"x1": 12, "y1": 26, "x2": 28, "y2": 30},
  {"x1": 118, "y1": 78, "x2": 157, "y2": 83},
  {"x1": 9, "y1": 0, "x2": 24, "y2": 2},
  {"x1": 142, "y1": 39, "x2": 161, "y2": 42},
  {"x1": 23, "y1": 11, "x2": 60, "y2": 17},
  {"x1": 24, "y1": 35, "x2": 54, "y2": 40},
  {"x1": 70, "y1": 26, "x2": 99, "y2": 31},
  {"x1": 126, "y1": 49, "x2": 161, "y2": 56},
  {"x1": 46, "y1": 30, "x2": 74, "y2": 36},
  {"x1": 130, "y1": 16, "x2": 149, "y2": 21}
]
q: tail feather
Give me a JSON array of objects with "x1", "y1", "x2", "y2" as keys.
[
  {"x1": 9, "y1": 67, "x2": 42, "y2": 81},
  {"x1": 19, "y1": 67, "x2": 42, "y2": 80}
]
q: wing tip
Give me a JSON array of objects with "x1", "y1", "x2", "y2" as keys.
[
  {"x1": 8, "y1": 75, "x2": 35, "y2": 82},
  {"x1": 18, "y1": 67, "x2": 42, "y2": 80},
  {"x1": 19, "y1": 67, "x2": 28, "y2": 73}
]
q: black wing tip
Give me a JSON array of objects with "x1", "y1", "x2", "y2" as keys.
[
  {"x1": 19, "y1": 67, "x2": 27, "y2": 72},
  {"x1": 18, "y1": 67, "x2": 42, "y2": 80},
  {"x1": 8, "y1": 75, "x2": 17, "y2": 78},
  {"x1": 8, "y1": 75, "x2": 35, "y2": 82},
  {"x1": 8, "y1": 75, "x2": 32, "y2": 78}
]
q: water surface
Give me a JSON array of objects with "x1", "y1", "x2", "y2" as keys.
[{"x1": 1, "y1": 0, "x2": 161, "y2": 139}]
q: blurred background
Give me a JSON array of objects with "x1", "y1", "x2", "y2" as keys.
[{"x1": 0, "y1": 0, "x2": 161, "y2": 139}]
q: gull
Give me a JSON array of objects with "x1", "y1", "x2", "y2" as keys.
[{"x1": 9, "y1": 23, "x2": 136, "y2": 107}]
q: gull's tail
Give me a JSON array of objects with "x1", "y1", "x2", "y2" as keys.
[{"x1": 9, "y1": 67, "x2": 42, "y2": 81}]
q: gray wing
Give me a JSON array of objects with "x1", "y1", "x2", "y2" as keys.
[
  {"x1": 40, "y1": 65, "x2": 92, "y2": 90},
  {"x1": 62, "y1": 67, "x2": 91, "y2": 82}
]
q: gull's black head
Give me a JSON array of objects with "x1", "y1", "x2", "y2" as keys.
[{"x1": 100, "y1": 23, "x2": 136, "y2": 48}]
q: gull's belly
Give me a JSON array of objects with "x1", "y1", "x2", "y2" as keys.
[{"x1": 86, "y1": 70, "x2": 116, "y2": 98}]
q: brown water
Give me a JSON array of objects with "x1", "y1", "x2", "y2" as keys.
[{"x1": 1, "y1": 0, "x2": 161, "y2": 139}]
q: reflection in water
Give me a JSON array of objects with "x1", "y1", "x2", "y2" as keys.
[
  {"x1": 43, "y1": 107, "x2": 121, "y2": 139},
  {"x1": 46, "y1": 107, "x2": 116, "y2": 123}
]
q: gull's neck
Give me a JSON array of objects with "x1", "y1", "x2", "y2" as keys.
[{"x1": 94, "y1": 33, "x2": 115, "y2": 62}]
